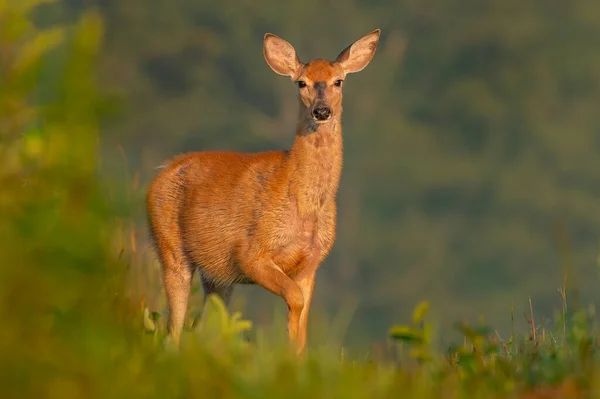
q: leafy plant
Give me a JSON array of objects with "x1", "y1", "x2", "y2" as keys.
[{"x1": 389, "y1": 301, "x2": 435, "y2": 364}]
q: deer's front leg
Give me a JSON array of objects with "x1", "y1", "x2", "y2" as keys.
[
  {"x1": 241, "y1": 258, "x2": 304, "y2": 346},
  {"x1": 293, "y1": 266, "x2": 318, "y2": 354}
]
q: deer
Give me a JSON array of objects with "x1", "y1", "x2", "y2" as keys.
[{"x1": 146, "y1": 29, "x2": 381, "y2": 354}]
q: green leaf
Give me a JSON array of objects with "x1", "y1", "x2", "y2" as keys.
[
  {"x1": 142, "y1": 307, "x2": 156, "y2": 332},
  {"x1": 204, "y1": 294, "x2": 230, "y2": 332},
  {"x1": 389, "y1": 325, "x2": 422, "y2": 344},
  {"x1": 231, "y1": 311, "x2": 252, "y2": 334},
  {"x1": 412, "y1": 301, "x2": 430, "y2": 324}
]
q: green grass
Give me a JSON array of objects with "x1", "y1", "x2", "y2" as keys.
[{"x1": 1, "y1": 3, "x2": 600, "y2": 398}]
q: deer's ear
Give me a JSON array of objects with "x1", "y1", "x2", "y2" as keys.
[
  {"x1": 336, "y1": 29, "x2": 381, "y2": 74},
  {"x1": 264, "y1": 33, "x2": 303, "y2": 78}
]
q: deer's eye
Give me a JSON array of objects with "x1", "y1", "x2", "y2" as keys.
[
  {"x1": 334, "y1": 80, "x2": 343, "y2": 87},
  {"x1": 297, "y1": 81, "x2": 307, "y2": 88}
]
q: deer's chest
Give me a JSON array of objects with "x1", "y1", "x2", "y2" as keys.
[{"x1": 272, "y1": 207, "x2": 334, "y2": 277}]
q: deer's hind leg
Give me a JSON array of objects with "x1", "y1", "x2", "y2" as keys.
[{"x1": 154, "y1": 237, "x2": 195, "y2": 348}]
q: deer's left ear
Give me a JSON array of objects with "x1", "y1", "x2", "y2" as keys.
[{"x1": 335, "y1": 29, "x2": 381, "y2": 74}]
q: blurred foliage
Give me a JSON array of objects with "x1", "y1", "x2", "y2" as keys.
[
  {"x1": 390, "y1": 301, "x2": 599, "y2": 398},
  {"x1": 0, "y1": 1, "x2": 142, "y2": 396}
]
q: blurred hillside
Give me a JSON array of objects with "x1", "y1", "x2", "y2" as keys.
[{"x1": 44, "y1": 0, "x2": 600, "y2": 344}]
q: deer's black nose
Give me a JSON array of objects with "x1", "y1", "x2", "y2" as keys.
[{"x1": 312, "y1": 106, "x2": 332, "y2": 121}]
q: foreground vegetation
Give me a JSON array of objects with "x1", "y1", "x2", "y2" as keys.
[{"x1": 1, "y1": 3, "x2": 600, "y2": 398}]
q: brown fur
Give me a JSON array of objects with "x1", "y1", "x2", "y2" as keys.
[{"x1": 146, "y1": 29, "x2": 381, "y2": 353}]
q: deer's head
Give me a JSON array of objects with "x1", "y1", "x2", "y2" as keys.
[{"x1": 264, "y1": 29, "x2": 380, "y2": 131}]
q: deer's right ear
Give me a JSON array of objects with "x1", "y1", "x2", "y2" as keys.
[{"x1": 263, "y1": 33, "x2": 302, "y2": 78}]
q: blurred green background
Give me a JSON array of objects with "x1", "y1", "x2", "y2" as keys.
[{"x1": 16, "y1": 0, "x2": 600, "y2": 349}]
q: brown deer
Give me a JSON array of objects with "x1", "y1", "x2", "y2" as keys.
[{"x1": 146, "y1": 29, "x2": 381, "y2": 354}]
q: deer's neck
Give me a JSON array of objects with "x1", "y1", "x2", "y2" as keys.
[{"x1": 286, "y1": 116, "x2": 343, "y2": 213}]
